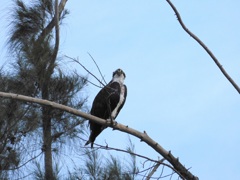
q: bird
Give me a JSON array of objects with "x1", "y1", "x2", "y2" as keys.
[{"x1": 85, "y1": 68, "x2": 127, "y2": 148}]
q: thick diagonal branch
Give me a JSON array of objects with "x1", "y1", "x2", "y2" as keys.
[
  {"x1": 166, "y1": 0, "x2": 240, "y2": 94},
  {"x1": 51, "y1": 0, "x2": 60, "y2": 64},
  {"x1": 0, "y1": 91, "x2": 198, "y2": 180}
]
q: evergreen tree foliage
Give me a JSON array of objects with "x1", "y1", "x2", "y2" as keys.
[
  {"x1": 70, "y1": 139, "x2": 138, "y2": 180},
  {"x1": 1, "y1": 0, "x2": 87, "y2": 179},
  {"x1": 0, "y1": 70, "x2": 38, "y2": 177}
]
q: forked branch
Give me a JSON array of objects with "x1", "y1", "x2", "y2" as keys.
[
  {"x1": 65, "y1": 55, "x2": 106, "y2": 88},
  {"x1": 166, "y1": 0, "x2": 240, "y2": 94}
]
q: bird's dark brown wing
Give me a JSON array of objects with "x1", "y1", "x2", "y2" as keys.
[
  {"x1": 86, "y1": 82, "x2": 121, "y2": 147},
  {"x1": 108, "y1": 82, "x2": 121, "y2": 116}
]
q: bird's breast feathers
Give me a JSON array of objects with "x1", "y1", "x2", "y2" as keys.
[{"x1": 111, "y1": 83, "x2": 126, "y2": 119}]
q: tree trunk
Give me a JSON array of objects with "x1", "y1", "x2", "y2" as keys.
[
  {"x1": 42, "y1": 82, "x2": 54, "y2": 180},
  {"x1": 42, "y1": 106, "x2": 53, "y2": 180}
]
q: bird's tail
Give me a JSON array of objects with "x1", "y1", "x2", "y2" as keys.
[
  {"x1": 85, "y1": 125, "x2": 102, "y2": 148},
  {"x1": 85, "y1": 140, "x2": 93, "y2": 148}
]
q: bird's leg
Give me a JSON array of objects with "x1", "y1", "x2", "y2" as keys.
[
  {"x1": 106, "y1": 100, "x2": 115, "y2": 125},
  {"x1": 110, "y1": 115, "x2": 117, "y2": 126},
  {"x1": 106, "y1": 116, "x2": 117, "y2": 128},
  {"x1": 110, "y1": 115, "x2": 114, "y2": 124}
]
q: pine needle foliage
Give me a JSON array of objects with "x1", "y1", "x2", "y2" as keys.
[{"x1": 1, "y1": 0, "x2": 87, "y2": 179}]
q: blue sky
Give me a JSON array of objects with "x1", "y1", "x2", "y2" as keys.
[{"x1": 1, "y1": 0, "x2": 240, "y2": 179}]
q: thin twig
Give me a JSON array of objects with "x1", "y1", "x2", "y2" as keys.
[
  {"x1": 159, "y1": 165, "x2": 165, "y2": 179},
  {"x1": 7, "y1": 152, "x2": 42, "y2": 170},
  {"x1": 71, "y1": 70, "x2": 102, "y2": 88},
  {"x1": 146, "y1": 162, "x2": 161, "y2": 180},
  {"x1": 77, "y1": 135, "x2": 163, "y2": 164},
  {"x1": 65, "y1": 55, "x2": 106, "y2": 87},
  {"x1": 137, "y1": 163, "x2": 183, "y2": 180},
  {"x1": 166, "y1": 0, "x2": 240, "y2": 94},
  {"x1": 100, "y1": 144, "x2": 164, "y2": 164},
  {"x1": 13, "y1": 172, "x2": 34, "y2": 180},
  {"x1": 87, "y1": 52, "x2": 107, "y2": 85},
  {"x1": 138, "y1": 164, "x2": 159, "y2": 175}
]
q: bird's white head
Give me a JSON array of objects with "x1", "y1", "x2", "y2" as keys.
[{"x1": 112, "y1": 68, "x2": 126, "y2": 84}]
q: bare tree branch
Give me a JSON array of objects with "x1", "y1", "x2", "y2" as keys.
[
  {"x1": 166, "y1": 0, "x2": 240, "y2": 94},
  {"x1": 146, "y1": 162, "x2": 161, "y2": 180},
  {"x1": 72, "y1": 70, "x2": 102, "y2": 88},
  {"x1": 45, "y1": 0, "x2": 61, "y2": 76},
  {"x1": 65, "y1": 55, "x2": 106, "y2": 87},
  {"x1": 80, "y1": 140, "x2": 182, "y2": 179},
  {"x1": 51, "y1": 0, "x2": 60, "y2": 63},
  {"x1": 39, "y1": 0, "x2": 68, "y2": 40},
  {"x1": 7, "y1": 152, "x2": 42, "y2": 171},
  {"x1": 87, "y1": 52, "x2": 107, "y2": 85},
  {"x1": 81, "y1": 138, "x2": 165, "y2": 164},
  {"x1": 137, "y1": 162, "x2": 183, "y2": 179},
  {"x1": 0, "y1": 91, "x2": 198, "y2": 180}
]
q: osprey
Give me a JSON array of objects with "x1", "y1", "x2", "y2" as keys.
[{"x1": 85, "y1": 68, "x2": 127, "y2": 148}]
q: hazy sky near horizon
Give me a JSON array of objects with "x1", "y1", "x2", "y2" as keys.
[{"x1": 1, "y1": 1, "x2": 240, "y2": 179}]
